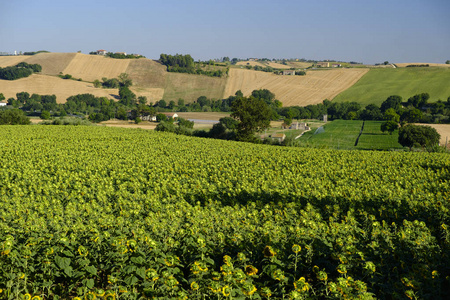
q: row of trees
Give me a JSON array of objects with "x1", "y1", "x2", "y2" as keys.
[
  {"x1": 159, "y1": 53, "x2": 227, "y2": 77},
  {"x1": 0, "y1": 63, "x2": 42, "y2": 80}
]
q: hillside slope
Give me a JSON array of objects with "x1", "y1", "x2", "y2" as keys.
[
  {"x1": 225, "y1": 68, "x2": 368, "y2": 106},
  {"x1": 333, "y1": 67, "x2": 450, "y2": 106}
]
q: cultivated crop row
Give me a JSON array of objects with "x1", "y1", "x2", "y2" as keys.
[{"x1": 0, "y1": 126, "x2": 449, "y2": 299}]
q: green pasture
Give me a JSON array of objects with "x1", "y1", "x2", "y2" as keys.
[
  {"x1": 333, "y1": 67, "x2": 450, "y2": 106},
  {"x1": 356, "y1": 121, "x2": 403, "y2": 150},
  {"x1": 298, "y1": 120, "x2": 403, "y2": 150}
]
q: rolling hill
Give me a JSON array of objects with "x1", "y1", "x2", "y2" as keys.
[
  {"x1": 224, "y1": 68, "x2": 369, "y2": 106},
  {"x1": 332, "y1": 67, "x2": 450, "y2": 106},
  {"x1": 1, "y1": 53, "x2": 449, "y2": 107}
]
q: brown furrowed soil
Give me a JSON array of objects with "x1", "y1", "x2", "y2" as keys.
[
  {"x1": 225, "y1": 68, "x2": 369, "y2": 106},
  {"x1": 0, "y1": 74, "x2": 117, "y2": 103},
  {"x1": 62, "y1": 53, "x2": 131, "y2": 82}
]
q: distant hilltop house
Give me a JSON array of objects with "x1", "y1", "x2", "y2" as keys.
[
  {"x1": 248, "y1": 58, "x2": 258, "y2": 61},
  {"x1": 97, "y1": 50, "x2": 107, "y2": 55},
  {"x1": 332, "y1": 64, "x2": 342, "y2": 68},
  {"x1": 282, "y1": 70, "x2": 295, "y2": 75},
  {"x1": 115, "y1": 52, "x2": 127, "y2": 56},
  {"x1": 316, "y1": 62, "x2": 330, "y2": 68}
]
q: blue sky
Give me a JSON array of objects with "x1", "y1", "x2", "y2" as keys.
[{"x1": 1, "y1": 0, "x2": 449, "y2": 64}]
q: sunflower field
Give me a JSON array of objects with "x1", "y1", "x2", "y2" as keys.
[{"x1": 0, "y1": 126, "x2": 449, "y2": 299}]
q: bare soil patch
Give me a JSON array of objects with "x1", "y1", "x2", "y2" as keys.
[{"x1": 225, "y1": 68, "x2": 369, "y2": 106}]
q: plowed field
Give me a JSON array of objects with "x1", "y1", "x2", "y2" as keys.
[{"x1": 225, "y1": 68, "x2": 369, "y2": 106}]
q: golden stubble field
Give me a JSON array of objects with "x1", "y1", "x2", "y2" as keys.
[
  {"x1": 0, "y1": 74, "x2": 117, "y2": 103},
  {"x1": 395, "y1": 63, "x2": 450, "y2": 68},
  {"x1": 62, "y1": 53, "x2": 131, "y2": 82},
  {"x1": 225, "y1": 68, "x2": 369, "y2": 106}
]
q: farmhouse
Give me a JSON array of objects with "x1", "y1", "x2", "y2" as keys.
[
  {"x1": 271, "y1": 133, "x2": 286, "y2": 142},
  {"x1": 316, "y1": 62, "x2": 330, "y2": 68},
  {"x1": 163, "y1": 113, "x2": 178, "y2": 119},
  {"x1": 282, "y1": 70, "x2": 295, "y2": 75},
  {"x1": 115, "y1": 52, "x2": 127, "y2": 56},
  {"x1": 97, "y1": 50, "x2": 107, "y2": 55},
  {"x1": 332, "y1": 64, "x2": 342, "y2": 68},
  {"x1": 141, "y1": 115, "x2": 156, "y2": 121},
  {"x1": 290, "y1": 122, "x2": 309, "y2": 130},
  {"x1": 0, "y1": 102, "x2": 7, "y2": 106}
]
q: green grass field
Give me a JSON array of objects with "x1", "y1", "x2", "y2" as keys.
[
  {"x1": 333, "y1": 67, "x2": 450, "y2": 106},
  {"x1": 356, "y1": 121, "x2": 403, "y2": 150},
  {"x1": 298, "y1": 120, "x2": 403, "y2": 150}
]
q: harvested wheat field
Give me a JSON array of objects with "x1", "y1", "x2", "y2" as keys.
[
  {"x1": 62, "y1": 53, "x2": 131, "y2": 82},
  {"x1": 126, "y1": 58, "x2": 167, "y2": 88},
  {"x1": 0, "y1": 56, "x2": 29, "y2": 67},
  {"x1": 236, "y1": 61, "x2": 267, "y2": 68},
  {"x1": 225, "y1": 68, "x2": 369, "y2": 106},
  {"x1": 130, "y1": 87, "x2": 165, "y2": 103},
  {"x1": 0, "y1": 74, "x2": 117, "y2": 103},
  {"x1": 266, "y1": 62, "x2": 293, "y2": 69},
  {"x1": 395, "y1": 63, "x2": 450, "y2": 68},
  {"x1": 25, "y1": 52, "x2": 77, "y2": 75},
  {"x1": 163, "y1": 72, "x2": 226, "y2": 103}
]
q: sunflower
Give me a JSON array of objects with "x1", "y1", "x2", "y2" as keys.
[
  {"x1": 263, "y1": 246, "x2": 276, "y2": 257},
  {"x1": 245, "y1": 265, "x2": 258, "y2": 276},
  {"x1": 22, "y1": 294, "x2": 31, "y2": 300},
  {"x1": 84, "y1": 292, "x2": 96, "y2": 300},
  {"x1": 292, "y1": 244, "x2": 301, "y2": 254},
  {"x1": 190, "y1": 281, "x2": 199, "y2": 291},
  {"x1": 104, "y1": 293, "x2": 116, "y2": 300},
  {"x1": 222, "y1": 285, "x2": 231, "y2": 297}
]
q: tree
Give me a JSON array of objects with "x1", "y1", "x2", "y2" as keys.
[
  {"x1": 156, "y1": 113, "x2": 168, "y2": 122},
  {"x1": 381, "y1": 95, "x2": 402, "y2": 113},
  {"x1": 407, "y1": 93, "x2": 429, "y2": 108},
  {"x1": 446, "y1": 60, "x2": 450, "y2": 64},
  {"x1": 0, "y1": 93, "x2": 4, "y2": 102},
  {"x1": 118, "y1": 86, "x2": 136, "y2": 106},
  {"x1": 0, "y1": 109, "x2": 31, "y2": 125},
  {"x1": 384, "y1": 61, "x2": 389, "y2": 65},
  {"x1": 118, "y1": 73, "x2": 132, "y2": 87},
  {"x1": 138, "y1": 96, "x2": 147, "y2": 105},
  {"x1": 380, "y1": 120, "x2": 398, "y2": 135},
  {"x1": 231, "y1": 95, "x2": 272, "y2": 142},
  {"x1": 40, "y1": 110, "x2": 51, "y2": 120},
  {"x1": 177, "y1": 98, "x2": 185, "y2": 107},
  {"x1": 384, "y1": 108, "x2": 400, "y2": 122},
  {"x1": 219, "y1": 117, "x2": 239, "y2": 130},
  {"x1": 398, "y1": 124, "x2": 440, "y2": 150},
  {"x1": 157, "y1": 100, "x2": 166, "y2": 108}
]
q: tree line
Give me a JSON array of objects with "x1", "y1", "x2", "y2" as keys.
[
  {"x1": 159, "y1": 53, "x2": 227, "y2": 78},
  {"x1": 0, "y1": 62, "x2": 42, "y2": 80}
]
